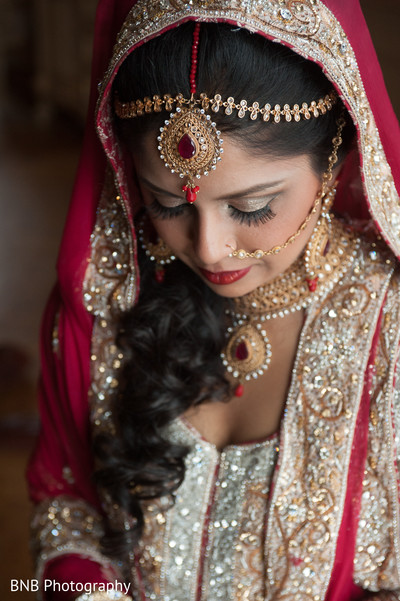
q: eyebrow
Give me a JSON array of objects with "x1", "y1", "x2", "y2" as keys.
[{"x1": 138, "y1": 176, "x2": 284, "y2": 201}]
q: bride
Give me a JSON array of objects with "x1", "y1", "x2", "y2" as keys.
[{"x1": 28, "y1": 1, "x2": 400, "y2": 600}]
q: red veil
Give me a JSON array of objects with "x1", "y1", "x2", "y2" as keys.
[{"x1": 27, "y1": 0, "x2": 400, "y2": 599}]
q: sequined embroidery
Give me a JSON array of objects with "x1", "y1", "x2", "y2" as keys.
[
  {"x1": 31, "y1": 496, "x2": 122, "y2": 594},
  {"x1": 133, "y1": 419, "x2": 278, "y2": 601},
  {"x1": 265, "y1": 241, "x2": 396, "y2": 600},
  {"x1": 83, "y1": 172, "x2": 136, "y2": 434},
  {"x1": 353, "y1": 275, "x2": 400, "y2": 592}
]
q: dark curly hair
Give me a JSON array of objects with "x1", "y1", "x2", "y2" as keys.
[
  {"x1": 94, "y1": 22, "x2": 356, "y2": 561},
  {"x1": 94, "y1": 246, "x2": 231, "y2": 559}
]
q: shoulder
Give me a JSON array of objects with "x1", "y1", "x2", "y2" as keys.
[
  {"x1": 355, "y1": 222, "x2": 397, "y2": 274},
  {"x1": 344, "y1": 220, "x2": 400, "y2": 298},
  {"x1": 351, "y1": 224, "x2": 400, "y2": 355}
]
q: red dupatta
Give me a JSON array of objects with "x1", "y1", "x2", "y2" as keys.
[{"x1": 27, "y1": 1, "x2": 400, "y2": 599}]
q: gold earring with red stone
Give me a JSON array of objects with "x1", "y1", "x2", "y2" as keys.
[
  {"x1": 137, "y1": 216, "x2": 176, "y2": 283},
  {"x1": 303, "y1": 186, "x2": 336, "y2": 292},
  {"x1": 303, "y1": 114, "x2": 346, "y2": 291}
]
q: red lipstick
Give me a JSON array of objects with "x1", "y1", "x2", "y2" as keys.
[{"x1": 199, "y1": 266, "x2": 251, "y2": 285}]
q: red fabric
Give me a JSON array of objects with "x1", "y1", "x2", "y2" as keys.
[
  {"x1": 26, "y1": 1, "x2": 134, "y2": 594},
  {"x1": 44, "y1": 557, "x2": 110, "y2": 601},
  {"x1": 27, "y1": 0, "x2": 400, "y2": 598},
  {"x1": 326, "y1": 308, "x2": 384, "y2": 601},
  {"x1": 26, "y1": 0, "x2": 143, "y2": 508},
  {"x1": 27, "y1": 285, "x2": 97, "y2": 506}
]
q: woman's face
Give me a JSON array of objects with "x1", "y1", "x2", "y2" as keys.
[{"x1": 134, "y1": 134, "x2": 323, "y2": 298}]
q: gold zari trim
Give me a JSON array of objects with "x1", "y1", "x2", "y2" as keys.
[
  {"x1": 353, "y1": 274, "x2": 400, "y2": 592},
  {"x1": 83, "y1": 173, "x2": 136, "y2": 434},
  {"x1": 265, "y1": 239, "x2": 397, "y2": 600},
  {"x1": 31, "y1": 496, "x2": 123, "y2": 599}
]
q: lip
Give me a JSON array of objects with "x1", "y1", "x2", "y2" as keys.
[{"x1": 199, "y1": 266, "x2": 252, "y2": 285}]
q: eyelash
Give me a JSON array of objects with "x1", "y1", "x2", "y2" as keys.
[
  {"x1": 229, "y1": 203, "x2": 276, "y2": 226},
  {"x1": 149, "y1": 199, "x2": 186, "y2": 219},
  {"x1": 148, "y1": 198, "x2": 277, "y2": 226}
]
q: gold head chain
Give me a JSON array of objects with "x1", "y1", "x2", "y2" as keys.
[{"x1": 114, "y1": 90, "x2": 337, "y2": 123}]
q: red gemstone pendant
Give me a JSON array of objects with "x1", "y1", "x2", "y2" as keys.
[
  {"x1": 178, "y1": 134, "x2": 197, "y2": 159},
  {"x1": 235, "y1": 341, "x2": 249, "y2": 361},
  {"x1": 155, "y1": 266, "x2": 165, "y2": 283}
]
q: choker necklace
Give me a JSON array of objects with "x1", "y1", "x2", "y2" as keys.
[{"x1": 221, "y1": 218, "x2": 358, "y2": 397}]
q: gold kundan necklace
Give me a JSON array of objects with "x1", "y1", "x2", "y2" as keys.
[{"x1": 221, "y1": 218, "x2": 358, "y2": 397}]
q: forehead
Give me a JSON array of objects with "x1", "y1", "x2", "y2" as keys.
[{"x1": 133, "y1": 132, "x2": 315, "y2": 197}]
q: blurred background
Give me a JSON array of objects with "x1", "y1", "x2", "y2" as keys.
[{"x1": 0, "y1": 1, "x2": 398, "y2": 599}]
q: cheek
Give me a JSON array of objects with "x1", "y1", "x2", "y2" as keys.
[
  {"x1": 234, "y1": 190, "x2": 320, "y2": 262},
  {"x1": 233, "y1": 216, "x2": 289, "y2": 252}
]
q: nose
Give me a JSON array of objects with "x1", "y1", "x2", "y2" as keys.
[{"x1": 191, "y1": 210, "x2": 233, "y2": 267}]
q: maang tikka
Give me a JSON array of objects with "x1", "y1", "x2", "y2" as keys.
[{"x1": 158, "y1": 23, "x2": 223, "y2": 204}]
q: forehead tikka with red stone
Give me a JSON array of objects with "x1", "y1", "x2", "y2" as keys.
[{"x1": 157, "y1": 23, "x2": 223, "y2": 204}]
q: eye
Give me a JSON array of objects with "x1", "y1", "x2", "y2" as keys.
[
  {"x1": 229, "y1": 201, "x2": 277, "y2": 226},
  {"x1": 147, "y1": 198, "x2": 188, "y2": 220}
]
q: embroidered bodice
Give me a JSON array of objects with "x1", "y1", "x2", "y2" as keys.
[{"x1": 134, "y1": 418, "x2": 279, "y2": 601}]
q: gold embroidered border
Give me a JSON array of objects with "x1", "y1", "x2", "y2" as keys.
[
  {"x1": 82, "y1": 173, "x2": 137, "y2": 576},
  {"x1": 83, "y1": 172, "x2": 136, "y2": 434},
  {"x1": 265, "y1": 239, "x2": 395, "y2": 601},
  {"x1": 354, "y1": 272, "x2": 400, "y2": 591},
  {"x1": 233, "y1": 480, "x2": 270, "y2": 601},
  {"x1": 31, "y1": 496, "x2": 121, "y2": 599},
  {"x1": 381, "y1": 275, "x2": 400, "y2": 585}
]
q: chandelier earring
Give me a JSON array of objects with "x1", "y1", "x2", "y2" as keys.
[
  {"x1": 304, "y1": 114, "x2": 346, "y2": 291},
  {"x1": 137, "y1": 214, "x2": 176, "y2": 283},
  {"x1": 304, "y1": 185, "x2": 336, "y2": 292}
]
